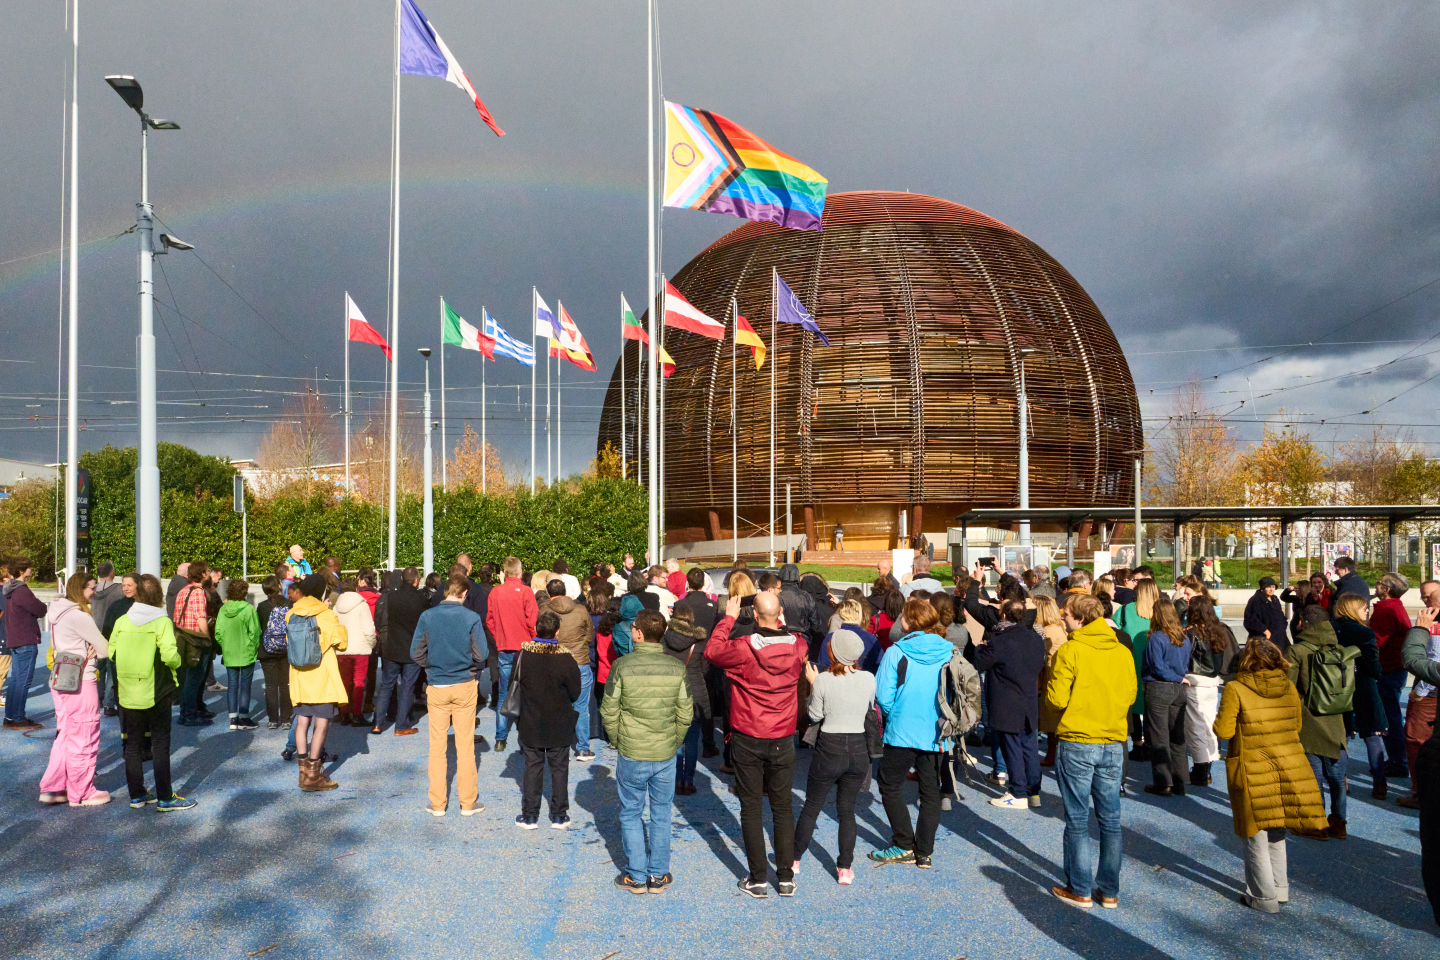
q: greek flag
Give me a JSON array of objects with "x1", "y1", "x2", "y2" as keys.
[{"x1": 485, "y1": 310, "x2": 534, "y2": 367}]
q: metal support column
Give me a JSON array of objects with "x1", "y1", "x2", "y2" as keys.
[
  {"x1": 1389, "y1": 518, "x2": 1399, "y2": 574},
  {"x1": 1279, "y1": 519, "x2": 1289, "y2": 584}
]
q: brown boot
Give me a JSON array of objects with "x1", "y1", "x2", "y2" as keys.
[
  {"x1": 298, "y1": 758, "x2": 312, "y2": 791},
  {"x1": 299, "y1": 758, "x2": 339, "y2": 793},
  {"x1": 1326, "y1": 815, "x2": 1348, "y2": 840}
]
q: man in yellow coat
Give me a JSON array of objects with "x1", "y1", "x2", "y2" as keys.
[{"x1": 287, "y1": 574, "x2": 348, "y2": 792}]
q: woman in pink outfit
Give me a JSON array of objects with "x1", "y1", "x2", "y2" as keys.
[{"x1": 39, "y1": 572, "x2": 110, "y2": 806}]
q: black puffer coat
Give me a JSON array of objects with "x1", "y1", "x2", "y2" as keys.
[{"x1": 662, "y1": 620, "x2": 712, "y2": 720}]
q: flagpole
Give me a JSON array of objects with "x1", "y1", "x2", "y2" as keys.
[
  {"x1": 546, "y1": 329, "x2": 553, "y2": 485},
  {"x1": 557, "y1": 306, "x2": 564, "y2": 482},
  {"x1": 530, "y1": 286, "x2": 537, "y2": 493},
  {"x1": 659, "y1": 278, "x2": 666, "y2": 554},
  {"x1": 480, "y1": 316, "x2": 487, "y2": 496},
  {"x1": 620, "y1": 295, "x2": 627, "y2": 481},
  {"x1": 645, "y1": 0, "x2": 659, "y2": 563},
  {"x1": 439, "y1": 296, "x2": 448, "y2": 491},
  {"x1": 770, "y1": 267, "x2": 777, "y2": 566},
  {"x1": 385, "y1": 0, "x2": 403, "y2": 569},
  {"x1": 63, "y1": 0, "x2": 79, "y2": 577},
  {"x1": 732, "y1": 297, "x2": 738, "y2": 565},
  {"x1": 344, "y1": 293, "x2": 351, "y2": 496}
]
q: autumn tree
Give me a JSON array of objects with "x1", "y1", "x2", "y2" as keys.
[
  {"x1": 254, "y1": 389, "x2": 340, "y2": 498},
  {"x1": 1239, "y1": 423, "x2": 1327, "y2": 575},
  {"x1": 448, "y1": 423, "x2": 508, "y2": 493},
  {"x1": 1149, "y1": 379, "x2": 1244, "y2": 555},
  {"x1": 586, "y1": 442, "x2": 624, "y2": 481}
]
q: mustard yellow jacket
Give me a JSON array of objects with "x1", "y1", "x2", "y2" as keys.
[{"x1": 286, "y1": 596, "x2": 349, "y2": 705}]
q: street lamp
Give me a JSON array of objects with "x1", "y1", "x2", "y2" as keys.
[
  {"x1": 1017, "y1": 346, "x2": 1036, "y2": 549},
  {"x1": 419, "y1": 347, "x2": 434, "y2": 576},
  {"x1": 105, "y1": 75, "x2": 186, "y2": 577}
]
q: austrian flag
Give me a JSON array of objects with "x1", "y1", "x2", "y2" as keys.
[{"x1": 400, "y1": 0, "x2": 504, "y2": 136}]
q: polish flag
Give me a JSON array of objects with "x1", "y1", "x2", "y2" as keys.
[{"x1": 347, "y1": 295, "x2": 391, "y2": 360}]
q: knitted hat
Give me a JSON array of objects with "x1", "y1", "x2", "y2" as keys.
[
  {"x1": 1258, "y1": 576, "x2": 1277, "y2": 589},
  {"x1": 829, "y1": 629, "x2": 865, "y2": 667}
]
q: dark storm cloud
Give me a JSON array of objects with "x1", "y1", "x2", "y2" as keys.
[{"x1": 3, "y1": 1, "x2": 1440, "y2": 469}]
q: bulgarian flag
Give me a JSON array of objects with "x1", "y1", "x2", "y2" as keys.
[
  {"x1": 735, "y1": 314, "x2": 766, "y2": 370},
  {"x1": 400, "y1": 0, "x2": 505, "y2": 136},
  {"x1": 442, "y1": 299, "x2": 494, "y2": 359},
  {"x1": 347, "y1": 294, "x2": 391, "y2": 360},
  {"x1": 664, "y1": 281, "x2": 725, "y2": 339},
  {"x1": 621, "y1": 294, "x2": 648, "y2": 344}
]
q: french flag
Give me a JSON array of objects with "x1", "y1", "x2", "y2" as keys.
[{"x1": 400, "y1": 0, "x2": 505, "y2": 137}]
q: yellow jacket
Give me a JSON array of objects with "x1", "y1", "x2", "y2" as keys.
[
  {"x1": 286, "y1": 596, "x2": 349, "y2": 705},
  {"x1": 1045, "y1": 618, "x2": 1136, "y2": 744},
  {"x1": 1213, "y1": 669, "x2": 1327, "y2": 837}
]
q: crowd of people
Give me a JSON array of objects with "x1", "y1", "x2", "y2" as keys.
[{"x1": 0, "y1": 546, "x2": 1436, "y2": 919}]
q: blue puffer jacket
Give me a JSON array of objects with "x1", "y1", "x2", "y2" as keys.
[
  {"x1": 876, "y1": 629, "x2": 954, "y2": 752},
  {"x1": 612, "y1": 593, "x2": 646, "y2": 657}
]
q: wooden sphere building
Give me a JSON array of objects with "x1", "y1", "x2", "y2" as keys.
[{"x1": 597, "y1": 191, "x2": 1143, "y2": 552}]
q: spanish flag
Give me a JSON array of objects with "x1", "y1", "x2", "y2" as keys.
[{"x1": 735, "y1": 315, "x2": 766, "y2": 370}]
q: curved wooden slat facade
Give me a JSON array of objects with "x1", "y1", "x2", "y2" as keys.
[{"x1": 597, "y1": 191, "x2": 1143, "y2": 549}]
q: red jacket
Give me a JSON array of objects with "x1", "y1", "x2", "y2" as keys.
[
  {"x1": 1371, "y1": 596, "x2": 1413, "y2": 672},
  {"x1": 485, "y1": 577, "x2": 538, "y2": 653},
  {"x1": 704, "y1": 615, "x2": 807, "y2": 740}
]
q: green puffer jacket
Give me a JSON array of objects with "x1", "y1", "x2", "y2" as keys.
[
  {"x1": 111, "y1": 603, "x2": 182, "y2": 711},
  {"x1": 600, "y1": 642, "x2": 692, "y2": 762}
]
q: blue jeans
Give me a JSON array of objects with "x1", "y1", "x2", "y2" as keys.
[
  {"x1": 226, "y1": 664, "x2": 254, "y2": 717},
  {"x1": 4, "y1": 645, "x2": 38, "y2": 722},
  {"x1": 678, "y1": 719, "x2": 702, "y2": 785},
  {"x1": 1378, "y1": 669, "x2": 1408, "y2": 770},
  {"x1": 179, "y1": 659, "x2": 210, "y2": 721},
  {"x1": 574, "y1": 663, "x2": 593, "y2": 753},
  {"x1": 1056, "y1": 740, "x2": 1124, "y2": 898},
  {"x1": 95, "y1": 658, "x2": 118, "y2": 710},
  {"x1": 373, "y1": 659, "x2": 421, "y2": 731},
  {"x1": 1308, "y1": 752, "x2": 1347, "y2": 820},
  {"x1": 615, "y1": 755, "x2": 676, "y2": 881},
  {"x1": 495, "y1": 651, "x2": 517, "y2": 742}
]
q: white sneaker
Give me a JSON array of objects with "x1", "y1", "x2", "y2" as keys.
[
  {"x1": 941, "y1": 796, "x2": 953, "y2": 811},
  {"x1": 988, "y1": 794, "x2": 1028, "y2": 810}
]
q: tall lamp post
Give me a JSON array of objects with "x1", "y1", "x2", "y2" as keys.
[
  {"x1": 104, "y1": 76, "x2": 184, "y2": 577},
  {"x1": 419, "y1": 348, "x2": 434, "y2": 576},
  {"x1": 1017, "y1": 346, "x2": 1036, "y2": 549}
]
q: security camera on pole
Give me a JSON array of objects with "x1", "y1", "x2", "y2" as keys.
[{"x1": 104, "y1": 75, "x2": 187, "y2": 577}]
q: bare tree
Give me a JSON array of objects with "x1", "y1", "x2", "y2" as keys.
[
  {"x1": 1150, "y1": 379, "x2": 1243, "y2": 556},
  {"x1": 254, "y1": 389, "x2": 339, "y2": 498}
]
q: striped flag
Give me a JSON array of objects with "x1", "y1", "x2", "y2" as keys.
[
  {"x1": 664, "y1": 281, "x2": 724, "y2": 339},
  {"x1": 347, "y1": 295, "x2": 391, "y2": 360},
  {"x1": 735, "y1": 315, "x2": 766, "y2": 370},
  {"x1": 442, "y1": 300, "x2": 494, "y2": 359},
  {"x1": 621, "y1": 294, "x2": 648, "y2": 344},
  {"x1": 399, "y1": 0, "x2": 505, "y2": 136},
  {"x1": 485, "y1": 310, "x2": 534, "y2": 367},
  {"x1": 650, "y1": 341, "x2": 675, "y2": 379},
  {"x1": 534, "y1": 293, "x2": 561, "y2": 340}
]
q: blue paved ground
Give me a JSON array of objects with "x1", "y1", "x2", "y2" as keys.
[{"x1": 0, "y1": 672, "x2": 1433, "y2": 960}]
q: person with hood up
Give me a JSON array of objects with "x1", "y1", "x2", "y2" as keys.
[
  {"x1": 214, "y1": 579, "x2": 261, "y2": 730},
  {"x1": 1331, "y1": 593, "x2": 1389, "y2": 799},
  {"x1": 793, "y1": 628, "x2": 876, "y2": 885},
  {"x1": 1045, "y1": 594, "x2": 1137, "y2": 909},
  {"x1": 777, "y1": 563, "x2": 827, "y2": 656},
  {"x1": 869, "y1": 597, "x2": 955, "y2": 869},
  {"x1": 661, "y1": 603, "x2": 711, "y2": 795},
  {"x1": 111, "y1": 574, "x2": 194, "y2": 811},
  {"x1": 90, "y1": 562, "x2": 125, "y2": 716},
  {"x1": 3, "y1": 558, "x2": 49, "y2": 730},
  {"x1": 38, "y1": 572, "x2": 109, "y2": 806},
  {"x1": 1212, "y1": 637, "x2": 1328, "y2": 913},
  {"x1": 513, "y1": 610, "x2": 582, "y2": 828},
  {"x1": 975, "y1": 599, "x2": 1048, "y2": 810},
  {"x1": 540, "y1": 578, "x2": 597, "y2": 762},
  {"x1": 1287, "y1": 604, "x2": 1353, "y2": 840},
  {"x1": 287, "y1": 574, "x2": 349, "y2": 792},
  {"x1": 612, "y1": 574, "x2": 649, "y2": 658},
  {"x1": 332, "y1": 579, "x2": 377, "y2": 727},
  {"x1": 706, "y1": 591, "x2": 808, "y2": 898},
  {"x1": 1243, "y1": 577, "x2": 1290, "y2": 652}
]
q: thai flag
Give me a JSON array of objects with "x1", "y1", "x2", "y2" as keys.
[
  {"x1": 485, "y1": 310, "x2": 534, "y2": 367},
  {"x1": 400, "y1": 0, "x2": 504, "y2": 136}
]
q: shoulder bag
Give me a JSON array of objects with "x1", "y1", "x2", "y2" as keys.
[{"x1": 499, "y1": 651, "x2": 525, "y2": 720}]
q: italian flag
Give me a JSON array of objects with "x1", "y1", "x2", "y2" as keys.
[{"x1": 442, "y1": 300, "x2": 494, "y2": 359}]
